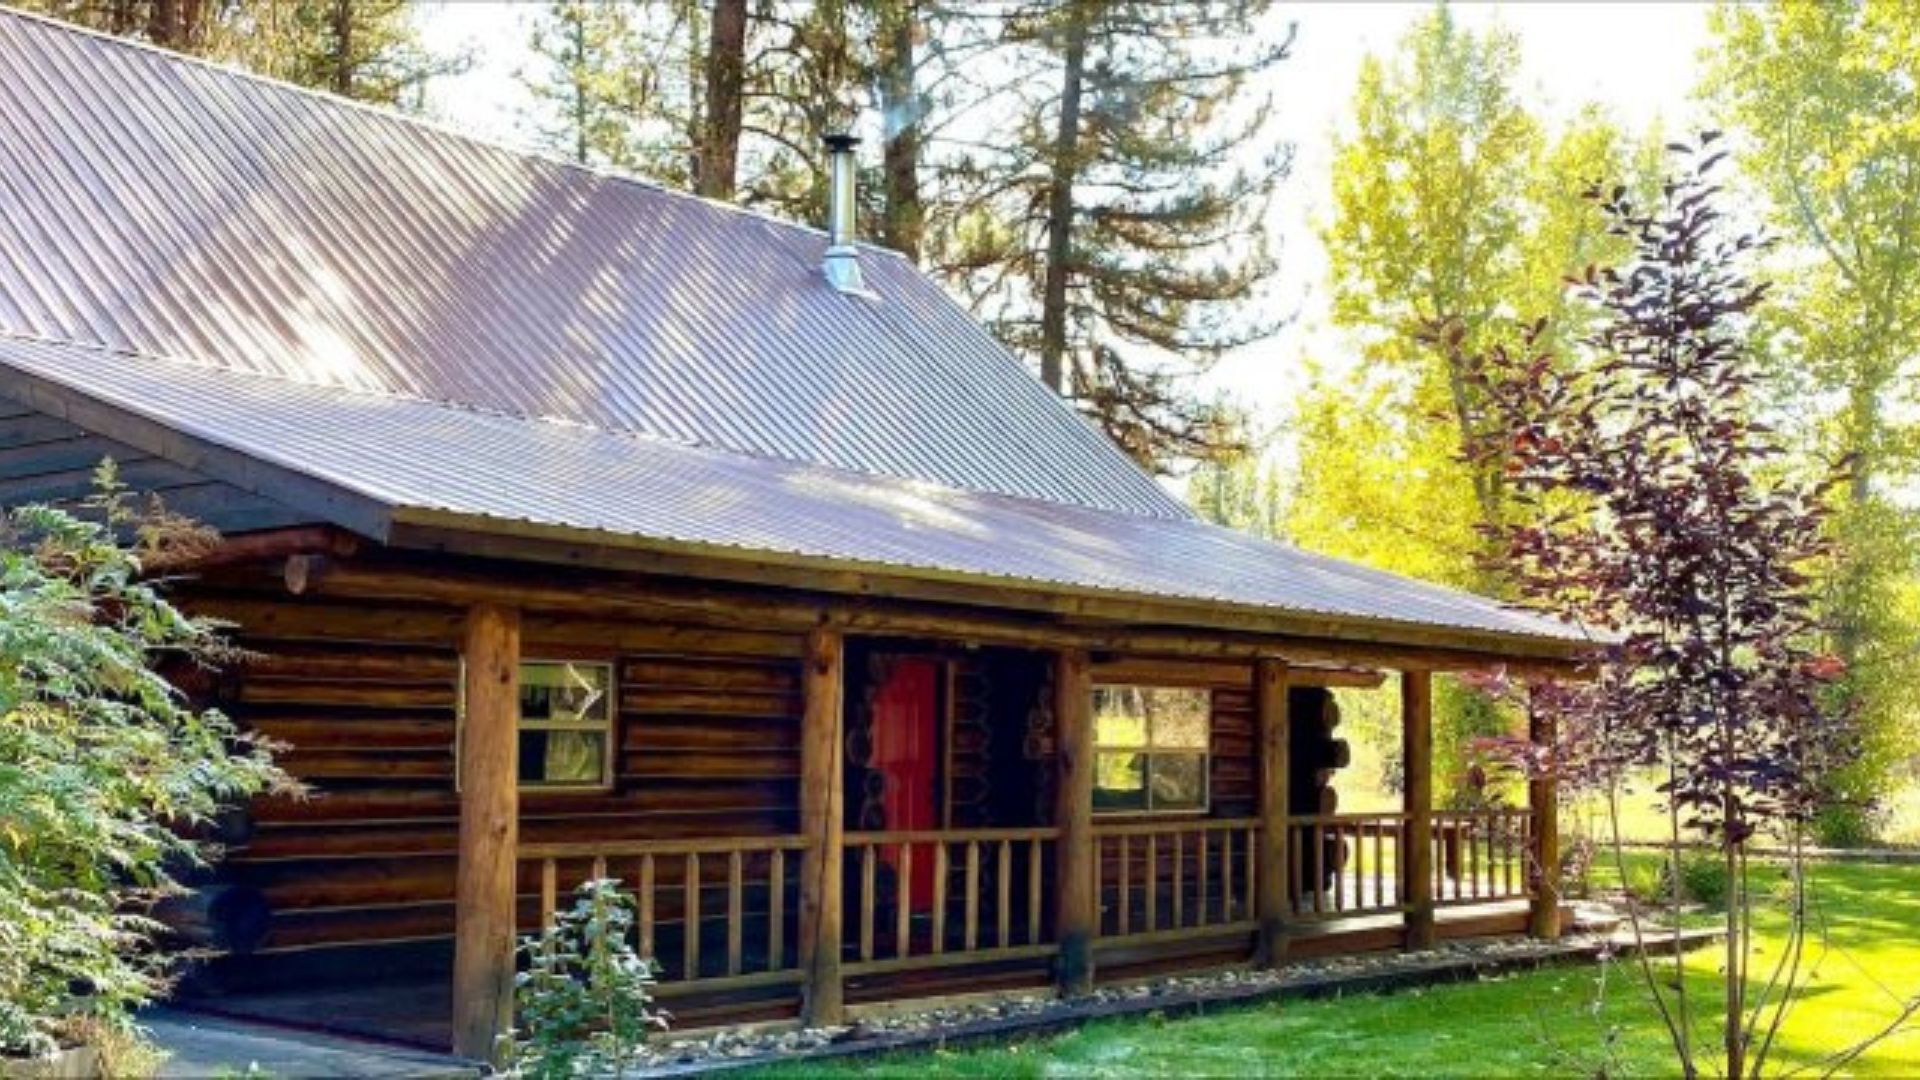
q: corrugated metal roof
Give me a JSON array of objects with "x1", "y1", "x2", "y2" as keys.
[
  {"x1": 0, "y1": 8, "x2": 1183, "y2": 519},
  {"x1": 0, "y1": 335, "x2": 1589, "y2": 648}
]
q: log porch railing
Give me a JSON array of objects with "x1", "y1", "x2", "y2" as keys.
[
  {"x1": 1092, "y1": 817, "x2": 1260, "y2": 940},
  {"x1": 842, "y1": 827, "x2": 1062, "y2": 975},
  {"x1": 1431, "y1": 809, "x2": 1533, "y2": 907},
  {"x1": 520, "y1": 835, "x2": 808, "y2": 994},
  {"x1": 1287, "y1": 812, "x2": 1409, "y2": 920},
  {"x1": 515, "y1": 809, "x2": 1537, "y2": 997}
]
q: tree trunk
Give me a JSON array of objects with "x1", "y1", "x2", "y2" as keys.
[
  {"x1": 1038, "y1": 2, "x2": 1089, "y2": 396},
  {"x1": 570, "y1": 9, "x2": 590, "y2": 164},
  {"x1": 699, "y1": 0, "x2": 748, "y2": 200},
  {"x1": 876, "y1": 0, "x2": 923, "y2": 261},
  {"x1": 328, "y1": 0, "x2": 355, "y2": 97}
]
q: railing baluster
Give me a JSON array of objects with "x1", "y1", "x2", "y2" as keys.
[
  {"x1": 1173, "y1": 831, "x2": 1186, "y2": 928},
  {"x1": 540, "y1": 858, "x2": 558, "y2": 930},
  {"x1": 1288, "y1": 824, "x2": 1302, "y2": 916},
  {"x1": 1474, "y1": 814, "x2": 1489, "y2": 899},
  {"x1": 1027, "y1": 838, "x2": 1042, "y2": 946},
  {"x1": 1145, "y1": 835, "x2": 1159, "y2": 932},
  {"x1": 639, "y1": 854, "x2": 656, "y2": 961},
  {"x1": 1312, "y1": 824, "x2": 1326, "y2": 914},
  {"x1": 931, "y1": 842, "x2": 948, "y2": 954},
  {"x1": 1118, "y1": 835, "x2": 1131, "y2": 934},
  {"x1": 1219, "y1": 829, "x2": 1233, "y2": 921},
  {"x1": 1244, "y1": 826, "x2": 1257, "y2": 917},
  {"x1": 1373, "y1": 821, "x2": 1385, "y2": 909},
  {"x1": 1511, "y1": 814, "x2": 1522, "y2": 897},
  {"x1": 964, "y1": 841, "x2": 981, "y2": 952},
  {"x1": 727, "y1": 850, "x2": 744, "y2": 976},
  {"x1": 897, "y1": 842, "x2": 913, "y2": 960},
  {"x1": 997, "y1": 840, "x2": 1012, "y2": 948},
  {"x1": 1333, "y1": 823, "x2": 1346, "y2": 912},
  {"x1": 1196, "y1": 831, "x2": 1209, "y2": 927},
  {"x1": 767, "y1": 848, "x2": 784, "y2": 971},
  {"x1": 1098, "y1": 834, "x2": 1113, "y2": 933},
  {"x1": 860, "y1": 843, "x2": 876, "y2": 962},
  {"x1": 683, "y1": 853, "x2": 700, "y2": 980}
]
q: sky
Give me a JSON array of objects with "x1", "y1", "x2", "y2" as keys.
[{"x1": 415, "y1": 1, "x2": 1715, "y2": 425}]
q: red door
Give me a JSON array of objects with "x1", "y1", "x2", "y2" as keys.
[{"x1": 870, "y1": 658, "x2": 940, "y2": 908}]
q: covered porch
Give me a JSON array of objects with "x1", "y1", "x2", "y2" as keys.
[{"x1": 463, "y1": 625, "x2": 1566, "y2": 1054}]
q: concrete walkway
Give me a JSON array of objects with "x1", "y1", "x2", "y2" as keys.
[{"x1": 143, "y1": 1009, "x2": 479, "y2": 1079}]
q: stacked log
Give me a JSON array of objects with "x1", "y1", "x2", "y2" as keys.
[{"x1": 1287, "y1": 687, "x2": 1352, "y2": 891}]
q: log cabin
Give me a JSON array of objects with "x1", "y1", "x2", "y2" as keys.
[{"x1": 0, "y1": 9, "x2": 1588, "y2": 1061}]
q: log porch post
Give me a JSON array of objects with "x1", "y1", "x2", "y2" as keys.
[
  {"x1": 1255, "y1": 659, "x2": 1291, "y2": 967},
  {"x1": 798, "y1": 625, "x2": 846, "y2": 1026},
  {"x1": 1528, "y1": 702, "x2": 1561, "y2": 939},
  {"x1": 1053, "y1": 648, "x2": 1095, "y2": 995},
  {"x1": 1401, "y1": 669, "x2": 1435, "y2": 950},
  {"x1": 451, "y1": 603, "x2": 521, "y2": 1064}
]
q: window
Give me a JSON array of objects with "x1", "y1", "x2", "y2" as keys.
[
  {"x1": 1092, "y1": 685, "x2": 1210, "y2": 814},
  {"x1": 460, "y1": 659, "x2": 616, "y2": 790}
]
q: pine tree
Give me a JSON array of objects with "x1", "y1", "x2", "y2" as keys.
[
  {"x1": 260, "y1": 0, "x2": 461, "y2": 108},
  {"x1": 518, "y1": 1, "x2": 666, "y2": 170},
  {"x1": 15, "y1": 0, "x2": 459, "y2": 109},
  {"x1": 12, "y1": 0, "x2": 222, "y2": 53},
  {"x1": 935, "y1": 0, "x2": 1293, "y2": 471}
]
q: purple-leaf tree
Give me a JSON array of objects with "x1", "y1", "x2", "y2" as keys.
[{"x1": 1457, "y1": 134, "x2": 1861, "y2": 1079}]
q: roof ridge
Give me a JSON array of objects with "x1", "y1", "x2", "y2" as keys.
[
  {"x1": 0, "y1": 6, "x2": 912, "y2": 262},
  {"x1": 0, "y1": 328, "x2": 1197, "y2": 523}
]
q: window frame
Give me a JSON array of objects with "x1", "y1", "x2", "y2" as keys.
[
  {"x1": 457, "y1": 657, "x2": 618, "y2": 793},
  {"x1": 1090, "y1": 682, "x2": 1212, "y2": 817}
]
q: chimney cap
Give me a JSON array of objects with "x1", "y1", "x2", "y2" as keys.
[{"x1": 823, "y1": 132, "x2": 860, "y2": 152}]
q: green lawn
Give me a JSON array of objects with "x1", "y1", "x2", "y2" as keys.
[{"x1": 744, "y1": 858, "x2": 1920, "y2": 1077}]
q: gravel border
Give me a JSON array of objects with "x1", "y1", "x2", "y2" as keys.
[{"x1": 627, "y1": 927, "x2": 1720, "y2": 1076}]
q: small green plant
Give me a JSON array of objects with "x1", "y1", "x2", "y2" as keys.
[{"x1": 510, "y1": 878, "x2": 665, "y2": 1078}]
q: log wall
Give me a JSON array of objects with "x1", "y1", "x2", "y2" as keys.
[
  {"x1": 176, "y1": 573, "x2": 1373, "y2": 1001},
  {"x1": 186, "y1": 584, "x2": 805, "y2": 975}
]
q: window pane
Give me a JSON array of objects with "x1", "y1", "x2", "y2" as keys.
[
  {"x1": 521, "y1": 662, "x2": 611, "y2": 724},
  {"x1": 521, "y1": 730, "x2": 606, "y2": 786},
  {"x1": 1092, "y1": 687, "x2": 1148, "y2": 748},
  {"x1": 1093, "y1": 751, "x2": 1147, "y2": 812},
  {"x1": 1146, "y1": 689, "x2": 1211, "y2": 750},
  {"x1": 1149, "y1": 754, "x2": 1206, "y2": 811}
]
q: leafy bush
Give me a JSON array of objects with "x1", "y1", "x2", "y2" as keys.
[
  {"x1": 511, "y1": 879, "x2": 665, "y2": 1077},
  {"x1": 0, "y1": 478, "x2": 292, "y2": 1057},
  {"x1": 1672, "y1": 856, "x2": 1730, "y2": 910},
  {"x1": 1631, "y1": 854, "x2": 1731, "y2": 912}
]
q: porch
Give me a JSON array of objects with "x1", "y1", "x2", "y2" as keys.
[{"x1": 458, "y1": 634, "x2": 1562, "y2": 1047}]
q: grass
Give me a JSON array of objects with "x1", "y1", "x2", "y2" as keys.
[{"x1": 740, "y1": 857, "x2": 1920, "y2": 1078}]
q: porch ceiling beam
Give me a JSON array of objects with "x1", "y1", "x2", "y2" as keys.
[{"x1": 263, "y1": 558, "x2": 1591, "y2": 680}]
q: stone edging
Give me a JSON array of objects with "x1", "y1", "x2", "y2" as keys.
[{"x1": 635, "y1": 929, "x2": 1722, "y2": 1077}]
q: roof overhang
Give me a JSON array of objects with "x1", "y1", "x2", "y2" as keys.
[{"x1": 385, "y1": 511, "x2": 1599, "y2": 677}]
